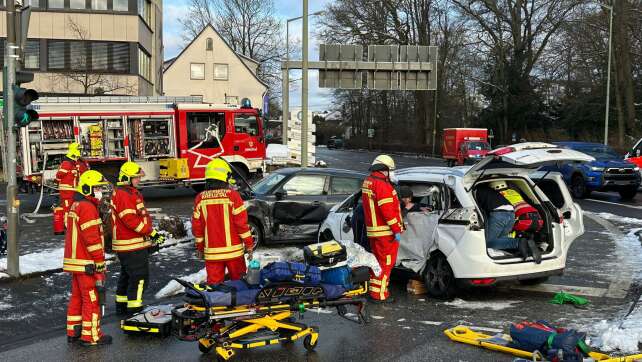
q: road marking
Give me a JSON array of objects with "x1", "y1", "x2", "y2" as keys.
[
  {"x1": 585, "y1": 198, "x2": 642, "y2": 210},
  {"x1": 585, "y1": 212, "x2": 633, "y2": 299},
  {"x1": 507, "y1": 283, "x2": 611, "y2": 298}
]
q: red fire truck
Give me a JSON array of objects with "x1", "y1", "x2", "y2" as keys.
[
  {"x1": 442, "y1": 128, "x2": 490, "y2": 166},
  {"x1": 18, "y1": 96, "x2": 266, "y2": 191}
]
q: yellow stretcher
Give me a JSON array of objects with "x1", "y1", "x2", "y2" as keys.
[
  {"x1": 445, "y1": 325, "x2": 642, "y2": 362},
  {"x1": 172, "y1": 279, "x2": 369, "y2": 361}
]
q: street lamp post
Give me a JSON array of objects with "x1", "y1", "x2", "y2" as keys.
[{"x1": 602, "y1": 1, "x2": 613, "y2": 146}]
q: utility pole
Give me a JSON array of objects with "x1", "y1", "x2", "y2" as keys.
[
  {"x1": 301, "y1": 0, "x2": 309, "y2": 167},
  {"x1": 5, "y1": 0, "x2": 20, "y2": 277},
  {"x1": 603, "y1": 1, "x2": 613, "y2": 146}
]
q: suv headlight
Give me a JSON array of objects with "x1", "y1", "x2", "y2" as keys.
[
  {"x1": 635, "y1": 167, "x2": 640, "y2": 172},
  {"x1": 590, "y1": 166, "x2": 605, "y2": 172}
]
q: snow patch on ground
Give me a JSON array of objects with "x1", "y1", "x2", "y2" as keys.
[
  {"x1": 590, "y1": 320, "x2": 642, "y2": 353},
  {"x1": 0, "y1": 248, "x2": 63, "y2": 278},
  {"x1": 308, "y1": 308, "x2": 334, "y2": 314},
  {"x1": 443, "y1": 298, "x2": 522, "y2": 311},
  {"x1": 371, "y1": 315, "x2": 385, "y2": 320},
  {"x1": 418, "y1": 320, "x2": 442, "y2": 326},
  {"x1": 0, "y1": 302, "x2": 12, "y2": 311},
  {"x1": 595, "y1": 212, "x2": 642, "y2": 226}
]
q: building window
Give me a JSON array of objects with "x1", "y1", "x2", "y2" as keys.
[
  {"x1": 206, "y1": 38, "x2": 213, "y2": 51},
  {"x1": 138, "y1": 0, "x2": 151, "y2": 24},
  {"x1": 48, "y1": 41, "x2": 65, "y2": 69},
  {"x1": 48, "y1": 0, "x2": 64, "y2": 8},
  {"x1": 91, "y1": 42, "x2": 109, "y2": 70},
  {"x1": 113, "y1": 0, "x2": 129, "y2": 11},
  {"x1": 91, "y1": 0, "x2": 107, "y2": 10},
  {"x1": 214, "y1": 63, "x2": 228, "y2": 80},
  {"x1": 70, "y1": 41, "x2": 89, "y2": 70},
  {"x1": 190, "y1": 63, "x2": 205, "y2": 80},
  {"x1": 25, "y1": 0, "x2": 40, "y2": 7},
  {"x1": 24, "y1": 40, "x2": 40, "y2": 69},
  {"x1": 69, "y1": 0, "x2": 86, "y2": 9},
  {"x1": 112, "y1": 42, "x2": 130, "y2": 72},
  {"x1": 138, "y1": 47, "x2": 151, "y2": 80}
]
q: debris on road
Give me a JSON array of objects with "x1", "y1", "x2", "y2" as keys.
[
  {"x1": 443, "y1": 298, "x2": 522, "y2": 311},
  {"x1": 406, "y1": 279, "x2": 427, "y2": 295},
  {"x1": 550, "y1": 291, "x2": 589, "y2": 307},
  {"x1": 158, "y1": 216, "x2": 187, "y2": 239}
]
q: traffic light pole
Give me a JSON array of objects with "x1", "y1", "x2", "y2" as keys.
[{"x1": 5, "y1": 0, "x2": 20, "y2": 277}]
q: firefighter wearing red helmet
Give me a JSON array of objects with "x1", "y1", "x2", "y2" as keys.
[
  {"x1": 64, "y1": 170, "x2": 112, "y2": 346},
  {"x1": 192, "y1": 158, "x2": 254, "y2": 285},
  {"x1": 361, "y1": 154, "x2": 404, "y2": 303},
  {"x1": 111, "y1": 162, "x2": 165, "y2": 315},
  {"x1": 54, "y1": 142, "x2": 90, "y2": 234}
]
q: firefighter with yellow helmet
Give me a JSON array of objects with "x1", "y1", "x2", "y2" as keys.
[
  {"x1": 54, "y1": 142, "x2": 90, "y2": 234},
  {"x1": 64, "y1": 170, "x2": 112, "y2": 346},
  {"x1": 111, "y1": 161, "x2": 165, "y2": 315},
  {"x1": 192, "y1": 158, "x2": 253, "y2": 284}
]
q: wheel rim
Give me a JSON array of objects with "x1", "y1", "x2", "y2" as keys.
[
  {"x1": 572, "y1": 177, "x2": 584, "y2": 197},
  {"x1": 249, "y1": 223, "x2": 260, "y2": 251},
  {"x1": 428, "y1": 257, "x2": 452, "y2": 293}
]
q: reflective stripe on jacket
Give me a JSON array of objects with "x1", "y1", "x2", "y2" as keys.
[
  {"x1": 111, "y1": 186, "x2": 153, "y2": 253},
  {"x1": 63, "y1": 197, "x2": 105, "y2": 273},
  {"x1": 191, "y1": 188, "x2": 253, "y2": 261},
  {"x1": 361, "y1": 172, "x2": 403, "y2": 238}
]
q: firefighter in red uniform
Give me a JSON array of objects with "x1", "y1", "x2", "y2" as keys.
[
  {"x1": 64, "y1": 170, "x2": 112, "y2": 346},
  {"x1": 111, "y1": 161, "x2": 165, "y2": 315},
  {"x1": 361, "y1": 155, "x2": 404, "y2": 303},
  {"x1": 54, "y1": 142, "x2": 90, "y2": 234},
  {"x1": 192, "y1": 158, "x2": 253, "y2": 285}
]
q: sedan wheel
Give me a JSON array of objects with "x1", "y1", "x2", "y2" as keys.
[
  {"x1": 571, "y1": 175, "x2": 588, "y2": 199},
  {"x1": 424, "y1": 253, "x2": 457, "y2": 299},
  {"x1": 248, "y1": 219, "x2": 263, "y2": 251}
]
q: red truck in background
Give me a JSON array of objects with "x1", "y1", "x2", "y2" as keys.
[
  {"x1": 625, "y1": 138, "x2": 642, "y2": 173},
  {"x1": 442, "y1": 128, "x2": 491, "y2": 166}
]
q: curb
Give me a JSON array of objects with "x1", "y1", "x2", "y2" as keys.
[{"x1": 0, "y1": 237, "x2": 195, "y2": 284}]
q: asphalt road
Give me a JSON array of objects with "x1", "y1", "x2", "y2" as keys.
[{"x1": 2, "y1": 147, "x2": 642, "y2": 361}]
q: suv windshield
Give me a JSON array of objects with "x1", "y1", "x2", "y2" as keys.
[
  {"x1": 252, "y1": 173, "x2": 286, "y2": 195},
  {"x1": 467, "y1": 141, "x2": 490, "y2": 151},
  {"x1": 572, "y1": 145, "x2": 622, "y2": 160}
]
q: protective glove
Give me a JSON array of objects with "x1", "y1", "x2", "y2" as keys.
[
  {"x1": 394, "y1": 233, "x2": 401, "y2": 242},
  {"x1": 95, "y1": 262, "x2": 106, "y2": 274},
  {"x1": 246, "y1": 249, "x2": 253, "y2": 261},
  {"x1": 149, "y1": 229, "x2": 165, "y2": 245}
]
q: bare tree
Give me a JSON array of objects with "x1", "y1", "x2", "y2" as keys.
[
  {"x1": 179, "y1": 0, "x2": 284, "y2": 95},
  {"x1": 48, "y1": 17, "x2": 136, "y2": 95}
]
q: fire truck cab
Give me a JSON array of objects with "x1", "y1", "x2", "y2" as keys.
[{"x1": 18, "y1": 96, "x2": 266, "y2": 191}]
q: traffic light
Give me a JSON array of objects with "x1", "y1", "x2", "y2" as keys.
[{"x1": 13, "y1": 70, "x2": 39, "y2": 128}]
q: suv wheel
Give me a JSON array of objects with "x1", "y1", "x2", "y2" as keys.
[
  {"x1": 424, "y1": 253, "x2": 457, "y2": 299},
  {"x1": 571, "y1": 175, "x2": 589, "y2": 199},
  {"x1": 619, "y1": 186, "x2": 638, "y2": 201},
  {"x1": 248, "y1": 218, "x2": 263, "y2": 251}
]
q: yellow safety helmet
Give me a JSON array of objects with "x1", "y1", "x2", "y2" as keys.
[
  {"x1": 66, "y1": 142, "x2": 82, "y2": 161},
  {"x1": 118, "y1": 161, "x2": 145, "y2": 184},
  {"x1": 370, "y1": 154, "x2": 395, "y2": 172},
  {"x1": 77, "y1": 170, "x2": 108, "y2": 196},
  {"x1": 205, "y1": 158, "x2": 233, "y2": 183}
]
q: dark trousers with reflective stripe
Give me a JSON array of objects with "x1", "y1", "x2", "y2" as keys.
[{"x1": 116, "y1": 248, "x2": 149, "y2": 313}]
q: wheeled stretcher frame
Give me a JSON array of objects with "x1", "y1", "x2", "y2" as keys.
[{"x1": 172, "y1": 279, "x2": 369, "y2": 361}]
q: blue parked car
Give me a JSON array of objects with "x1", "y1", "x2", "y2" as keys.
[{"x1": 551, "y1": 142, "x2": 640, "y2": 200}]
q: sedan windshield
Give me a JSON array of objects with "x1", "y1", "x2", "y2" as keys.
[{"x1": 252, "y1": 173, "x2": 286, "y2": 195}]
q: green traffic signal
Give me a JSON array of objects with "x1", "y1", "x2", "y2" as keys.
[{"x1": 13, "y1": 85, "x2": 39, "y2": 128}]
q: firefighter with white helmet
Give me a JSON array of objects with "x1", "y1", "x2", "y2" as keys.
[
  {"x1": 111, "y1": 161, "x2": 165, "y2": 315},
  {"x1": 64, "y1": 170, "x2": 112, "y2": 346},
  {"x1": 54, "y1": 142, "x2": 90, "y2": 234},
  {"x1": 361, "y1": 154, "x2": 404, "y2": 303},
  {"x1": 192, "y1": 158, "x2": 253, "y2": 284}
]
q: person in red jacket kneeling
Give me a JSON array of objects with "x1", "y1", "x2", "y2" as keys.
[{"x1": 192, "y1": 158, "x2": 253, "y2": 285}]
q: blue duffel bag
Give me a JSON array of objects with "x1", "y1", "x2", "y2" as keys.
[
  {"x1": 260, "y1": 262, "x2": 321, "y2": 284},
  {"x1": 185, "y1": 280, "x2": 260, "y2": 307},
  {"x1": 321, "y1": 266, "x2": 352, "y2": 289}
]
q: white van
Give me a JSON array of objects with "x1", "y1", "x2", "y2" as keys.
[{"x1": 319, "y1": 145, "x2": 594, "y2": 298}]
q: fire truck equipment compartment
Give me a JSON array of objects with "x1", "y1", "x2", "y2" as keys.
[{"x1": 159, "y1": 158, "x2": 190, "y2": 179}]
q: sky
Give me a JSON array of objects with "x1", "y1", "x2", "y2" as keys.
[{"x1": 163, "y1": 0, "x2": 336, "y2": 112}]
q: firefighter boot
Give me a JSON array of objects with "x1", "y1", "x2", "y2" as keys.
[
  {"x1": 82, "y1": 334, "x2": 113, "y2": 347},
  {"x1": 67, "y1": 325, "x2": 81, "y2": 343},
  {"x1": 368, "y1": 296, "x2": 396, "y2": 304},
  {"x1": 517, "y1": 238, "x2": 530, "y2": 260}
]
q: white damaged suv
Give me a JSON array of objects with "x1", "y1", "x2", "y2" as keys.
[{"x1": 319, "y1": 144, "x2": 594, "y2": 298}]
